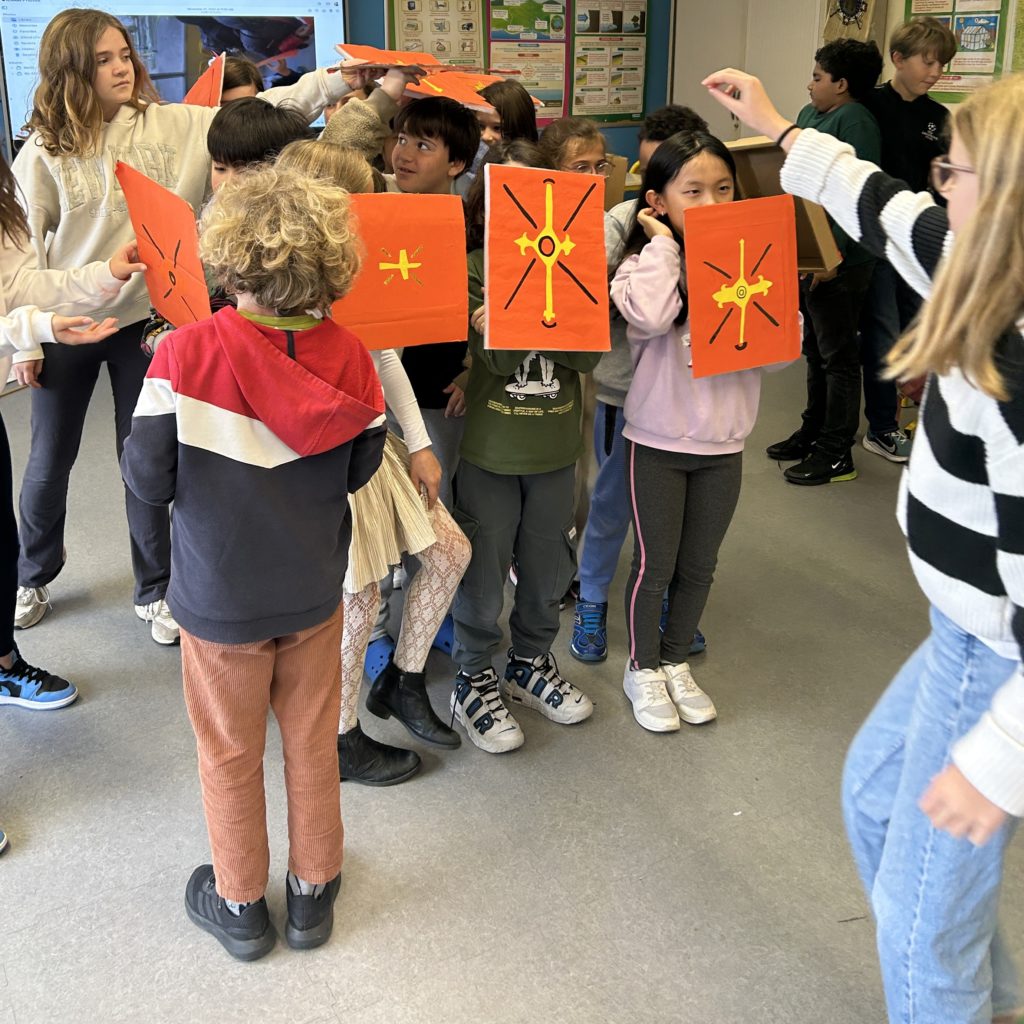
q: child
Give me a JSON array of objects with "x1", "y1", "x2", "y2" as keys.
[
  {"x1": 611, "y1": 131, "x2": 791, "y2": 733},
  {"x1": 764, "y1": 38, "x2": 882, "y2": 485},
  {"x1": 221, "y1": 54, "x2": 263, "y2": 101},
  {"x1": 277, "y1": 138, "x2": 470, "y2": 784},
  {"x1": 476, "y1": 79, "x2": 539, "y2": 146},
  {"x1": 706, "y1": 66, "x2": 1024, "y2": 1024},
  {"x1": 366, "y1": 96, "x2": 481, "y2": 682},
  {"x1": 0, "y1": 151, "x2": 143, "y2": 848},
  {"x1": 12, "y1": 8, "x2": 355, "y2": 642},
  {"x1": 573, "y1": 105, "x2": 709, "y2": 664},
  {"x1": 121, "y1": 166, "x2": 385, "y2": 960},
  {"x1": 858, "y1": 16, "x2": 957, "y2": 464},
  {"x1": 450, "y1": 140, "x2": 599, "y2": 753}
]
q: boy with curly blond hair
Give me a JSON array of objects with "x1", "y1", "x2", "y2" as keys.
[{"x1": 121, "y1": 166, "x2": 386, "y2": 961}]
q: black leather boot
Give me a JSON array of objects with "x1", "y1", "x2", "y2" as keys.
[
  {"x1": 337, "y1": 721, "x2": 421, "y2": 786},
  {"x1": 365, "y1": 658, "x2": 461, "y2": 749}
]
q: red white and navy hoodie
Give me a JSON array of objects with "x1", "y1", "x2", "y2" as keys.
[{"x1": 121, "y1": 305, "x2": 386, "y2": 644}]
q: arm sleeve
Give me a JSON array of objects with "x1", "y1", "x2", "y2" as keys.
[
  {"x1": 951, "y1": 439, "x2": 1024, "y2": 816},
  {"x1": 374, "y1": 349, "x2": 432, "y2": 452},
  {"x1": 319, "y1": 93, "x2": 393, "y2": 161},
  {"x1": 347, "y1": 423, "x2": 387, "y2": 493},
  {"x1": 610, "y1": 235, "x2": 684, "y2": 338},
  {"x1": 120, "y1": 341, "x2": 179, "y2": 506},
  {"x1": 0, "y1": 306, "x2": 54, "y2": 361},
  {"x1": 259, "y1": 65, "x2": 349, "y2": 121},
  {"x1": 780, "y1": 128, "x2": 953, "y2": 299}
]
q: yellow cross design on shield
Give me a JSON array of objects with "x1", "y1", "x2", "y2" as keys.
[
  {"x1": 708, "y1": 238, "x2": 777, "y2": 351},
  {"x1": 379, "y1": 246, "x2": 424, "y2": 286},
  {"x1": 503, "y1": 177, "x2": 600, "y2": 329}
]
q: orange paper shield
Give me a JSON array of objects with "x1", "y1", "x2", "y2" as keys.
[
  {"x1": 684, "y1": 195, "x2": 801, "y2": 379},
  {"x1": 334, "y1": 44, "x2": 441, "y2": 72},
  {"x1": 484, "y1": 165, "x2": 610, "y2": 352},
  {"x1": 406, "y1": 71, "x2": 496, "y2": 111},
  {"x1": 114, "y1": 162, "x2": 212, "y2": 328},
  {"x1": 331, "y1": 193, "x2": 468, "y2": 350},
  {"x1": 184, "y1": 53, "x2": 224, "y2": 107}
]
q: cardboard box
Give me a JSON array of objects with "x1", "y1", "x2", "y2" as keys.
[
  {"x1": 726, "y1": 135, "x2": 842, "y2": 274},
  {"x1": 604, "y1": 153, "x2": 628, "y2": 211}
]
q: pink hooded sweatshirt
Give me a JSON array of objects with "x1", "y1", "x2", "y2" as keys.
[{"x1": 611, "y1": 234, "x2": 792, "y2": 456}]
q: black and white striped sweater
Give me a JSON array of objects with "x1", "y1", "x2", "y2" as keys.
[{"x1": 781, "y1": 129, "x2": 1024, "y2": 815}]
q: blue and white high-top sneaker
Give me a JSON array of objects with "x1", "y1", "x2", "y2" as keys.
[
  {"x1": 501, "y1": 649, "x2": 593, "y2": 725},
  {"x1": 450, "y1": 667, "x2": 524, "y2": 754},
  {"x1": 0, "y1": 648, "x2": 78, "y2": 710}
]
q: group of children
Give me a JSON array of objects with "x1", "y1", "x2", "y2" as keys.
[{"x1": 2, "y1": 9, "x2": 1023, "y2": 1021}]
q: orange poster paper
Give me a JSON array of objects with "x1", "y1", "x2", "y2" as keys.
[
  {"x1": 331, "y1": 193, "x2": 468, "y2": 350},
  {"x1": 184, "y1": 53, "x2": 224, "y2": 107},
  {"x1": 406, "y1": 71, "x2": 496, "y2": 111},
  {"x1": 334, "y1": 44, "x2": 441, "y2": 72},
  {"x1": 484, "y1": 165, "x2": 610, "y2": 352},
  {"x1": 114, "y1": 162, "x2": 212, "y2": 328},
  {"x1": 684, "y1": 194, "x2": 801, "y2": 379}
]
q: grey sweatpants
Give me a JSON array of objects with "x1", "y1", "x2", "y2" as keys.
[
  {"x1": 624, "y1": 441, "x2": 742, "y2": 670},
  {"x1": 452, "y1": 460, "x2": 576, "y2": 674}
]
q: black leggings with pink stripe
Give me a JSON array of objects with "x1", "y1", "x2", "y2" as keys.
[{"x1": 624, "y1": 440, "x2": 742, "y2": 670}]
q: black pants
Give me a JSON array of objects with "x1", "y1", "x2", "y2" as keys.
[
  {"x1": 624, "y1": 442, "x2": 742, "y2": 671},
  {"x1": 799, "y1": 260, "x2": 876, "y2": 457},
  {"x1": 1, "y1": 409, "x2": 16, "y2": 658},
  {"x1": 17, "y1": 322, "x2": 170, "y2": 605}
]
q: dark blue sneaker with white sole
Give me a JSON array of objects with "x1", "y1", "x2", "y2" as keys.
[
  {"x1": 0, "y1": 829, "x2": 8, "y2": 855},
  {"x1": 0, "y1": 648, "x2": 78, "y2": 710},
  {"x1": 570, "y1": 600, "x2": 608, "y2": 662}
]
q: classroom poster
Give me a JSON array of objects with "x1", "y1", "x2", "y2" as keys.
[
  {"x1": 906, "y1": 0, "x2": 1012, "y2": 100},
  {"x1": 387, "y1": 0, "x2": 651, "y2": 125},
  {"x1": 387, "y1": 0, "x2": 487, "y2": 66}
]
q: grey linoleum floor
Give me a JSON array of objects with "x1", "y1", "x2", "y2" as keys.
[{"x1": 2, "y1": 364, "x2": 1022, "y2": 1024}]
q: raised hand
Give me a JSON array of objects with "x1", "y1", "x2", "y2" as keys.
[{"x1": 700, "y1": 69, "x2": 794, "y2": 147}]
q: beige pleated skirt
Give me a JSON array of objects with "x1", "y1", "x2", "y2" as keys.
[{"x1": 344, "y1": 432, "x2": 437, "y2": 594}]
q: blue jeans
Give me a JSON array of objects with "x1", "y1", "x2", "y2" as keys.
[
  {"x1": 578, "y1": 401, "x2": 630, "y2": 605},
  {"x1": 842, "y1": 607, "x2": 1021, "y2": 1023}
]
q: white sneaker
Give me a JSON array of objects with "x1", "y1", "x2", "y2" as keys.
[
  {"x1": 662, "y1": 661, "x2": 717, "y2": 724},
  {"x1": 500, "y1": 649, "x2": 593, "y2": 725},
  {"x1": 450, "y1": 668, "x2": 524, "y2": 753},
  {"x1": 14, "y1": 586, "x2": 50, "y2": 629},
  {"x1": 134, "y1": 599, "x2": 180, "y2": 646},
  {"x1": 623, "y1": 663, "x2": 680, "y2": 732}
]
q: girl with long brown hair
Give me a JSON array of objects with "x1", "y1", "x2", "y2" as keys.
[{"x1": 11, "y1": 8, "x2": 352, "y2": 644}]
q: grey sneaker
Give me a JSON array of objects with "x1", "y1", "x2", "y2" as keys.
[
  {"x1": 862, "y1": 429, "x2": 912, "y2": 463},
  {"x1": 135, "y1": 598, "x2": 180, "y2": 645},
  {"x1": 14, "y1": 586, "x2": 50, "y2": 629},
  {"x1": 662, "y1": 662, "x2": 717, "y2": 724}
]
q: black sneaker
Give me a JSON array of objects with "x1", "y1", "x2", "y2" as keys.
[
  {"x1": 784, "y1": 449, "x2": 857, "y2": 485},
  {"x1": 184, "y1": 864, "x2": 276, "y2": 961},
  {"x1": 766, "y1": 430, "x2": 815, "y2": 461},
  {"x1": 285, "y1": 872, "x2": 341, "y2": 950}
]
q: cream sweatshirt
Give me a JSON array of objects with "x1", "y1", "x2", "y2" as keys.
[{"x1": 11, "y1": 66, "x2": 350, "y2": 353}]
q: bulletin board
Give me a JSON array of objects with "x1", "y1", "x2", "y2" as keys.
[
  {"x1": 386, "y1": 0, "x2": 650, "y2": 125},
  {"x1": 904, "y1": 0, "x2": 1013, "y2": 101}
]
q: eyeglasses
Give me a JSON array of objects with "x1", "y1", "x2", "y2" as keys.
[
  {"x1": 565, "y1": 160, "x2": 613, "y2": 177},
  {"x1": 930, "y1": 155, "x2": 976, "y2": 195}
]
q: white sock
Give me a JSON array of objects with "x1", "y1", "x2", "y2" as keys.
[{"x1": 287, "y1": 871, "x2": 326, "y2": 898}]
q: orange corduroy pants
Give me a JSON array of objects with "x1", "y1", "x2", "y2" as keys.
[{"x1": 180, "y1": 606, "x2": 344, "y2": 903}]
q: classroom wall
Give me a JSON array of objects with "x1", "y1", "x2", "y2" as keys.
[
  {"x1": 346, "y1": 0, "x2": 674, "y2": 163},
  {"x1": 670, "y1": 0, "x2": 827, "y2": 139}
]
